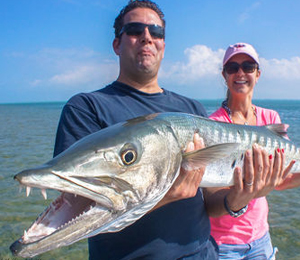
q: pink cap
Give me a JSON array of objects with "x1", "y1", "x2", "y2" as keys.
[{"x1": 223, "y1": 43, "x2": 260, "y2": 66}]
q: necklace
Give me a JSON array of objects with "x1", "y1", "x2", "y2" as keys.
[{"x1": 222, "y1": 99, "x2": 257, "y2": 125}]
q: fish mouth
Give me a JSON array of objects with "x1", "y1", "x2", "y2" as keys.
[
  {"x1": 11, "y1": 191, "x2": 103, "y2": 250},
  {"x1": 11, "y1": 170, "x2": 139, "y2": 256}
]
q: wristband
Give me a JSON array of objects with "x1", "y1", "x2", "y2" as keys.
[{"x1": 224, "y1": 195, "x2": 248, "y2": 218}]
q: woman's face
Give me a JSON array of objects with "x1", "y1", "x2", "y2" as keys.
[{"x1": 223, "y1": 53, "x2": 261, "y2": 98}]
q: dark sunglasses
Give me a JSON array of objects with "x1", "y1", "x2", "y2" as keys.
[
  {"x1": 118, "y1": 22, "x2": 165, "y2": 39},
  {"x1": 224, "y1": 61, "x2": 259, "y2": 74}
]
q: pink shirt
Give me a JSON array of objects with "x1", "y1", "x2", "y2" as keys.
[{"x1": 209, "y1": 105, "x2": 281, "y2": 245}]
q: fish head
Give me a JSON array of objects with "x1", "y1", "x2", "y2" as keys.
[{"x1": 11, "y1": 114, "x2": 183, "y2": 257}]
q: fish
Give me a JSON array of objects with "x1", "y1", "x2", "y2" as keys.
[{"x1": 10, "y1": 112, "x2": 300, "y2": 258}]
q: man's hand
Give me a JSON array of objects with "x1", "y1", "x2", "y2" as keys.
[{"x1": 153, "y1": 133, "x2": 205, "y2": 210}]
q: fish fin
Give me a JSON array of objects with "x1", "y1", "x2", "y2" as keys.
[
  {"x1": 265, "y1": 124, "x2": 289, "y2": 139},
  {"x1": 182, "y1": 143, "x2": 240, "y2": 168}
]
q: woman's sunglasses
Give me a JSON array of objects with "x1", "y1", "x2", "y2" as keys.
[
  {"x1": 118, "y1": 22, "x2": 165, "y2": 39},
  {"x1": 224, "y1": 61, "x2": 259, "y2": 74}
]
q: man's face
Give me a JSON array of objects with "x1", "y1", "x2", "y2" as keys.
[{"x1": 113, "y1": 7, "x2": 165, "y2": 80}]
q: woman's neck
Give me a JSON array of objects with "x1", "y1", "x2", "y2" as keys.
[{"x1": 224, "y1": 97, "x2": 257, "y2": 125}]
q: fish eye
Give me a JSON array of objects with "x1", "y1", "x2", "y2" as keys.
[{"x1": 121, "y1": 149, "x2": 137, "y2": 165}]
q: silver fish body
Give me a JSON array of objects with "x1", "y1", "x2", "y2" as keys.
[{"x1": 10, "y1": 112, "x2": 300, "y2": 257}]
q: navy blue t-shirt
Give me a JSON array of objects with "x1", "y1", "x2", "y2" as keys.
[{"x1": 53, "y1": 81, "x2": 218, "y2": 260}]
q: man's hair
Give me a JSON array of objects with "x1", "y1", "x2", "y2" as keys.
[{"x1": 114, "y1": 0, "x2": 165, "y2": 38}]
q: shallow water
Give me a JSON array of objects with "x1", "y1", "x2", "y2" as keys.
[
  {"x1": 0, "y1": 103, "x2": 88, "y2": 260},
  {"x1": 1, "y1": 100, "x2": 299, "y2": 260}
]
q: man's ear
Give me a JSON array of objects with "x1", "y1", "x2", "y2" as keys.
[{"x1": 113, "y1": 38, "x2": 120, "y2": 55}]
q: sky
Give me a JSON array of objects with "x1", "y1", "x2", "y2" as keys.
[{"x1": 1, "y1": 0, "x2": 300, "y2": 103}]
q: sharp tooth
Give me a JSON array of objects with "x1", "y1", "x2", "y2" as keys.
[
  {"x1": 23, "y1": 230, "x2": 29, "y2": 241},
  {"x1": 26, "y1": 186, "x2": 31, "y2": 197},
  {"x1": 41, "y1": 189, "x2": 47, "y2": 200}
]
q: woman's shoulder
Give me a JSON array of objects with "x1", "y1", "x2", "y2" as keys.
[
  {"x1": 254, "y1": 105, "x2": 281, "y2": 124},
  {"x1": 254, "y1": 105, "x2": 278, "y2": 114},
  {"x1": 209, "y1": 107, "x2": 231, "y2": 122}
]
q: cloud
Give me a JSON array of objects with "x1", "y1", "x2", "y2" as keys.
[
  {"x1": 30, "y1": 48, "x2": 118, "y2": 90},
  {"x1": 48, "y1": 63, "x2": 118, "y2": 87},
  {"x1": 260, "y1": 57, "x2": 300, "y2": 80},
  {"x1": 31, "y1": 79, "x2": 42, "y2": 86},
  {"x1": 49, "y1": 66, "x2": 98, "y2": 85},
  {"x1": 32, "y1": 47, "x2": 102, "y2": 68},
  {"x1": 30, "y1": 45, "x2": 225, "y2": 91},
  {"x1": 23, "y1": 45, "x2": 300, "y2": 101},
  {"x1": 158, "y1": 44, "x2": 300, "y2": 100},
  {"x1": 161, "y1": 45, "x2": 224, "y2": 83},
  {"x1": 161, "y1": 44, "x2": 300, "y2": 82},
  {"x1": 5, "y1": 51, "x2": 25, "y2": 58},
  {"x1": 238, "y1": 2, "x2": 261, "y2": 23}
]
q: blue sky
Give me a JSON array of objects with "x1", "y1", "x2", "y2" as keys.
[{"x1": 1, "y1": 0, "x2": 300, "y2": 103}]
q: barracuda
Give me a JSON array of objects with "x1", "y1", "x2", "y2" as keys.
[{"x1": 10, "y1": 112, "x2": 300, "y2": 258}]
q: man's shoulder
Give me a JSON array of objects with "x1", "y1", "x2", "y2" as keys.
[
  {"x1": 164, "y1": 89, "x2": 196, "y2": 101},
  {"x1": 65, "y1": 83, "x2": 116, "y2": 107},
  {"x1": 164, "y1": 90, "x2": 207, "y2": 117}
]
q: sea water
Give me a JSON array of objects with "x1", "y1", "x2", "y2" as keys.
[{"x1": 0, "y1": 100, "x2": 299, "y2": 260}]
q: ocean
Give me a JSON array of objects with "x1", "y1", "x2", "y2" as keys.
[{"x1": 0, "y1": 100, "x2": 300, "y2": 260}]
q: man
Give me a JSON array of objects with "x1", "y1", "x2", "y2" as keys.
[
  {"x1": 54, "y1": 0, "x2": 218, "y2": 259},
  {"x1": 54, "y1": 1, "x2": 289, "y2": 259}
]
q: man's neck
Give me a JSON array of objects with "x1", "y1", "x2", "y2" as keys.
[{"x1": 116, "y1": 75, "x2": 163, "y2": 94}]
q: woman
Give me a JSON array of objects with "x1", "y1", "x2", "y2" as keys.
[{"x1": 208, "y1": 43, "x2": 300, "y2": 259}]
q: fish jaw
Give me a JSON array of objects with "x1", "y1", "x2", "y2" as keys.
[
  {"x1": 10, "y1": 194, "x2": 113, "y2": 258},
  {"x1": 14, "y1": 167, "x2": 118, "y2": 210},
  {"x1": 12, "y1": 168, "x2": 118, "y2": 257}
]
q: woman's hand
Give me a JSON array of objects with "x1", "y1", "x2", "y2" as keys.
[{"x1": 226, "y1": 145, "x2": 294, "y2": 211}]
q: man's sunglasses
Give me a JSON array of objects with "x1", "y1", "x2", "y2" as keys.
[
  {"x1": 118, "y1": 22, "x2": 165, "y2": 39},
  {"x1": 224, "y1": 61, "x2": 259, "y2": 74}
]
